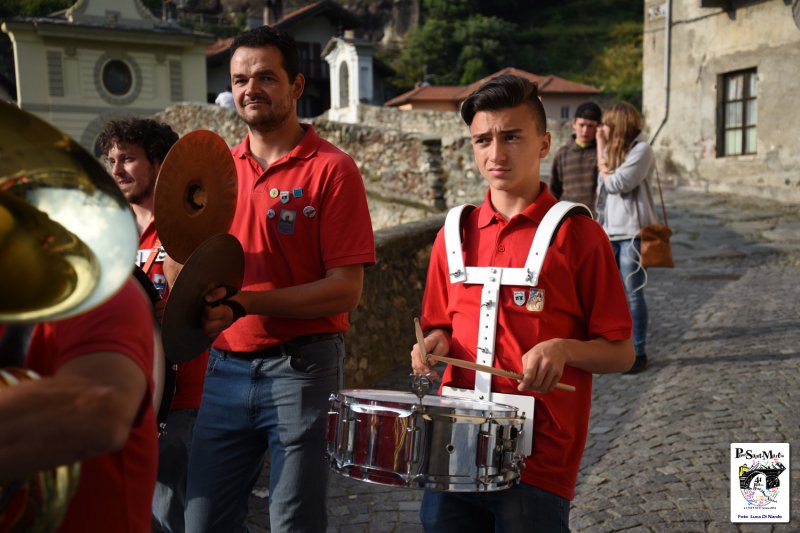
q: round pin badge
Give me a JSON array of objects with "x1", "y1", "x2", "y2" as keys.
[
  {"x1": 267, "y1": 209, "x2": 275, "y2": 219},
  {"x1": 269, "y1": 188, "x2": 279, "y2": 198},
  {"x1": 303, "y1": 205, "x2": 316, "y2": 218}
]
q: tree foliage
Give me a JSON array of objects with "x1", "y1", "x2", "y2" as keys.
[
  {"x1": 391, "y1": 0, "x2": 517, "y2": 89},
  {"x1": 389, "y1": 0, "x2": 644, "y2": 104},
  {"x1": 0, "y1": 0, "x2": 164, "y2": 18}
]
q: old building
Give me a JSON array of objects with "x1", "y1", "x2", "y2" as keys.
[
  {"x1": 383, "y1": 67, "x2": 601, "y2": 122},
  {"x1": 643, "y1": 0, "x2": 800, "y2": 202},
  {"x1": 1, "y1": 0, "x2": 212, "y2": 152},
  {"x1": 322, "y1": 31, "x2": 392, "y2": 122},
  {"x1": 206, "y1": 0, "x2": 362, "y2": 116}
]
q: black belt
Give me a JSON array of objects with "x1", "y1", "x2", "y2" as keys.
[{"x1": 225, "y1": 333, "x2": 342, "y2": 359}]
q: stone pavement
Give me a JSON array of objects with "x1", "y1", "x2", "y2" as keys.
[{"x1": 244, "y1": 187, "x2": 800, "y2": 532}]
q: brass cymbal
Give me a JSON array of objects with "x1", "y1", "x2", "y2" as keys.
[
  {"x1": 161, "y1": 233, "x2": 244, "y2": 363},
  {"x1": 154, "y1": 130, "x2": 237, "y2": 264}
]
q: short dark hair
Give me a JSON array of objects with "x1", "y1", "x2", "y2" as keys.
[
  {"x1": 574, "y1": 101, "x2": 602, "y2": 122},
  {"x1": 97, "y1": 117, "x2": 178, "y2": 163},
  {"x1": 459, "y1": 74, "x2": 547, "y2": 134},
  {"x1": 229, "y1": 26, "x2": 300, "y2": 82}
]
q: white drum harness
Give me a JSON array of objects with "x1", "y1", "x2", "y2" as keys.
[{"x1": 441, "y1": 200, "x2": 592, "y2": 454}]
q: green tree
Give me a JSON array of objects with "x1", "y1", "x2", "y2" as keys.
[
  {"x1": 454, "y1": 15, "x2": 516, "y2": 84},
  {"x1": 391, "y1": 3, "x2": 517, "y2": 90},
  {"x1": 0, "y1": 0, "x2": 71, "y2": 17},
  {"x1": 584, "y1": 22, "x2": 643, "y2": 106},
  {"x1": 0, "y1": 0, "x2": 163, "y2": 18},
  {"x1": 424, "y1": 0, "x2": 476, "y2": 20},
  {"x1": 389, "y1": 0, "x2": 644, "y2": 97}
]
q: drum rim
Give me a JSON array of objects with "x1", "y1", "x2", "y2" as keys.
[{"x1": 334, "y1": 388, "x2": 520, "y2": 417}]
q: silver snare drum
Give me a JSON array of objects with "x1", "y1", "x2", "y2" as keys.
[{"x1": 326, "y1": 389, "x2": 525, "y2": 492}]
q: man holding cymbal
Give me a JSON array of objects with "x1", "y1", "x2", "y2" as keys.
[{"x1": 184, "y1": 26, "x2": 375, "y2": 532}]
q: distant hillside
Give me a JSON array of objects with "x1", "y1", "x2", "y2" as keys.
[{"x1": 0, "y1": 0, "x2": 643, "y2": 103}]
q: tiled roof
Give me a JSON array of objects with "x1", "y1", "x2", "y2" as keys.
[
  {"x1": 386, "y1": 67, "x2": 600, "y2": 107},
  {"x1": 207, "y1": 37, "x2": 234, "y2": 57},
  {"x1": 383, "y1": 85, "x2": 463, "y2": 107}
]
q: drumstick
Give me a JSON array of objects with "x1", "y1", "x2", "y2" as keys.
[{"x1": 413, "y1": 318, "x2": 576, "y2": 393}]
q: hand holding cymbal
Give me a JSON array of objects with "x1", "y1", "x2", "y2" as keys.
[{"x1": 161, "y1": 234, "x2": 244, "y2": 363}]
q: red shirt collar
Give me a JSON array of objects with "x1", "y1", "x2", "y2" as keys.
[
  {"x1": 231, "y1": 123, "x2": 320, "y2": 164},
  {"x1": 476, "y1": 182, "x2": 558, "y2": 228}
]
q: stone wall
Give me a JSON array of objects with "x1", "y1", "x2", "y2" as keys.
[
  {"x1": 156, "y1": 104, "x2": 574, "y2": 229},
  {"x1": 343, "y1": 215, "x2": 444, "y2": 387}
]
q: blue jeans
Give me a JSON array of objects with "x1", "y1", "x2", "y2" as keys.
[
  {"x1": 420, "y1": 483, "x2": 571, "y2": 533},
  {"x1": 610, "y1": 238, "x2": 648, "y2": 357},
  {"x1": 152, "y1": 408, "x2": 198, "y2": 533},
  {"x1": 184, "y1": 336, "x2": 344, "y2": 533}
]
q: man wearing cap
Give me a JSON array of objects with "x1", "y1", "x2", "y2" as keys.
[{"x1": 549, "y1": 101, "x2": 603, "y2": 215}]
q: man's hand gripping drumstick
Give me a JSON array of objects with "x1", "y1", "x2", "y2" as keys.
[{"x1": 412, "y1": 318, "x2": 576, "y2": 393}]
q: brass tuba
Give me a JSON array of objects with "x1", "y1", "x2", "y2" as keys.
[{"x1": 0, "y1": 101, "x2": 139, "y2": 532}]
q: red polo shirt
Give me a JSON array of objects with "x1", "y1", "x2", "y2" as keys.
[
  {"x1": 422, "y1": 185, "x2": 632, "y2": 500},
  {"x1": 215, "y1": 125, "x2": 375, "y2": 353},
  {"x1": 24, "y1": 279, "x2": 158, "y2": 533},
  {"x1": 138, "y1": 222, "x2": 207, "y2": 410}
]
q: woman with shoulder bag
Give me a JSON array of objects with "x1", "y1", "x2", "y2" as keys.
[{"x1": 595, "y1": 102, "x2": 657, "y2": 374}]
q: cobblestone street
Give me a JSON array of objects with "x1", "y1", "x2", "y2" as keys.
[{"x1": 246, "y1": 188, "x2": 800, "y2": 532}]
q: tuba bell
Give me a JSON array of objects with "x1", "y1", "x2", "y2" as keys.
[{"x1": 0, "y1": 100, "x2": 139, "y2": 532}]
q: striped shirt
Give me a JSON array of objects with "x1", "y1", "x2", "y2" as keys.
[{"x1": 549, "y1": 136, "x2": 598, "y2": 215}]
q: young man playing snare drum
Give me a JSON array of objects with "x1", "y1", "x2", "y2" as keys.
[{"x1": 410, "y1": 74, "x2": 635, "y2": 532}]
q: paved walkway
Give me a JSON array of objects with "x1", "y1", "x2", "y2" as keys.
[{"x1": 245, "y1": 188, "x2": 800, "y2": 532}]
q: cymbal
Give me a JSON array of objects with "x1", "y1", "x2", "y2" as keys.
[
  {"x1": 154, "y1": 130, "x2": 237, "y2": 264},
  {"x1": 161, "y1": 233, "x2": 244, "y2": 363}
]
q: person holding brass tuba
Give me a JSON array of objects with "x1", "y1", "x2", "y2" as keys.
[{"x1": 0, "y1": 101, "x2": 159, "y2": 533}]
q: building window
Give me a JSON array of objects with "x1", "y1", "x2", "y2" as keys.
[
  {"x1": 720, "y1": 69, "x2": 757, "y2": 156},
  {"x1": 94, "y1": 52, "x2": 141, "y2": 105},
  {"x1": 560, "y1": 106, "x2": 570, "y2": 120},
  {"x1": 102, "y1": 60, "x2": 133, "y2": 96},
  {"x1": 296, "y1": 41, "x2": 327, "y2": 80},
  {"x1": 339, "y1": 62, "x2": 349, "y2": 108}
]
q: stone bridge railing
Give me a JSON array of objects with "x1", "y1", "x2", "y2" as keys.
[{"x1": 342, "y1": 214, "x2": 444, "y2": 387}]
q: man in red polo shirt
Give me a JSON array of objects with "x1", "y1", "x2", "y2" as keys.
[
  {"x1": 0, "y1": 278, "x2": 157, "y2": 533},
  {"x1": 98, "y1": 117, "x2": 208, "y2": 533},
  {"x1": 186, "y1": 26, "x2": 375, "y2": 532},
  {"x1": 411, "y1": 75, "x2": 635, "y2": 532}
]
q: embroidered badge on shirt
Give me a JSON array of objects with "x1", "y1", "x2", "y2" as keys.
[
  {"x1": 278, "y1": 209, "x2": 296, "y2": 235},
  {"x1": 526, "y1": 288, "x2": 545, "y2": 312},
  {"x1": 513, "y1": 290, "x2": 526, "y2": 306},
  {"x1": 269, "y1": 188, "x2": 279, "y2": 199},
  {"x1": 293, "y1": 187, "x2": 303, "y2": 198},
  {"x1": 303, "y1": 205, "x2": 316, "y2": 218},
  {"x1": 267, "y1": 208, "x2": 275, "y2": 219},
  {"x1": 280, "y1": 191, "x2": 290, "y2": 204},
  {"x1": 152, "y1": 274, "x2": 167, "y2": 295}
]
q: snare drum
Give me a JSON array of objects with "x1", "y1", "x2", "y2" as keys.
[{"x1": 326, "y1": 389, "x2": 525, "y2": 492}]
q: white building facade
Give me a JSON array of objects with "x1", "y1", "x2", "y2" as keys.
[{"x1": 2, "y1": 0, "x2": 211, "y2": 152}]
